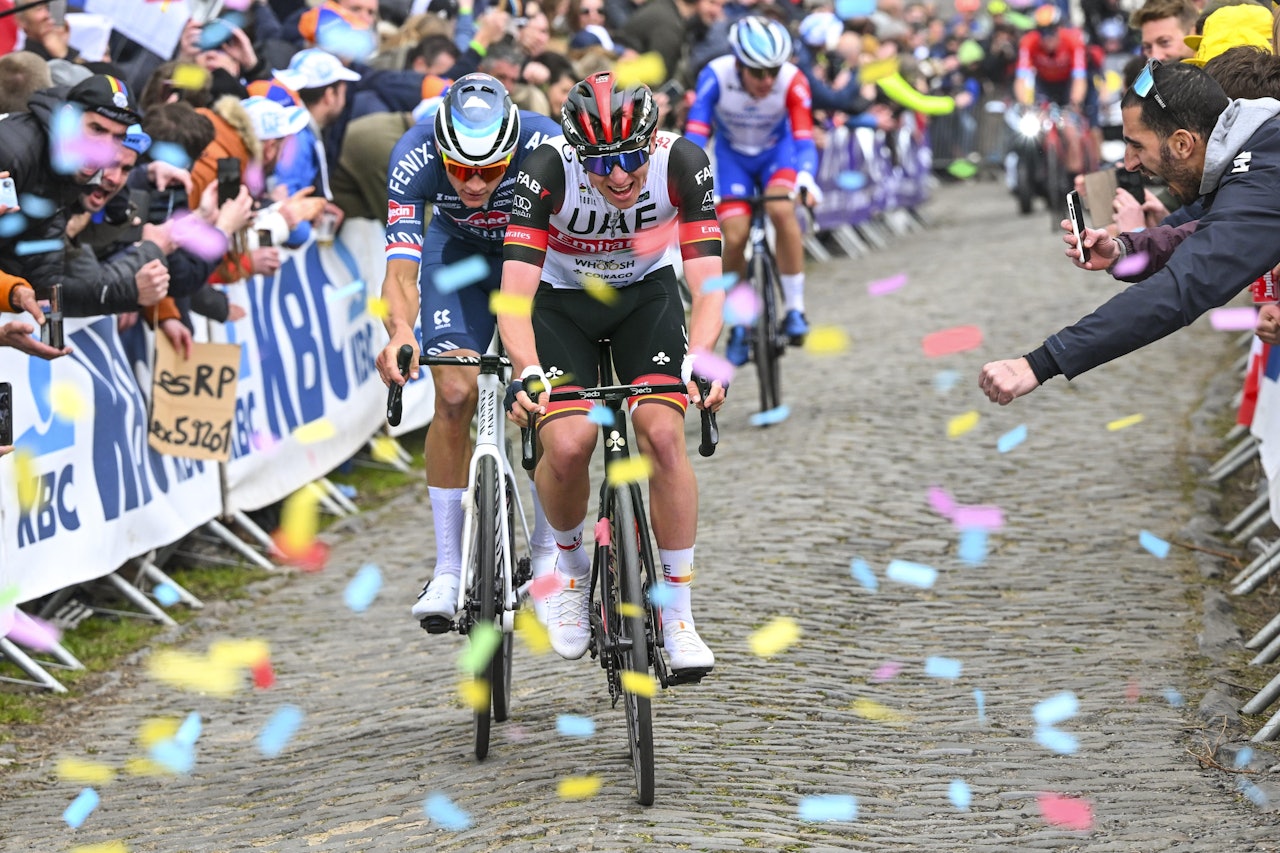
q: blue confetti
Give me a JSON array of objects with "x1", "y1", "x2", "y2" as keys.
[
  {"x1": 974, "y1": 688, "x2": 986, "y2": 723},
  {"x1": 647, "y1": 580, "x2": 674, "y2": 608},
  {"x1": 318, "y1": 21, "x2": 376, "y2": 60},
  {"x1": 836, "y1": 171, "x2": 867, "y2": 191},
  {"x1": 0, "y1": 212, "x2": 26, "y2": 237},
  {"x1": 424, "y1": 792, "x2": 473, "y2": 830},
  {"x1": 175, "y1": 711, "x2": 202, "y2": 746},
  {"x1": 1234, "y1": 746, "x2": 1255, "y2": 770},
  {"x1": 1163, "y1": 687, "x2": 1185, "y2": 708},
  {"x1": 344, "y1": 563, "x2": 383, "y2": 613},
  {"x1": 958, "y1": 528, "x2": 987, "y2": 565},
  {"x1": 153, "y1": 583, "x2": 181, "y2": 607},
  {"x1": 850, "y1": 558, "x2": 878, "y2": 592},
  {"x1": 835, "y1": 0, "x2": 875, "y2": 18},
  {"x1": 326, "y1": 279, "x2": 365, "y2": 303},
  {"x1": 432, "y1": 255, "x2": 489, "y2": 293},
  {"x1": 933, "y1": 369, "x2": 960, "y2": 392},
  {"x1": 259, "y1": 704, "x2": 305, "y2": 758},
  {"x1": 1034, "y1": 726, "x2": 1079, "y2": 754},
  {"x1": 798, "y1": 794, "x2": 858, "y2": 822},
  {"x1": 749, "y1": 405, "x2": 791, "y2": 427},
  {"x1": 150, "y1": 738, "x2": 195, "y2": 773},
  {"x1": 62, "y1": 788, "x2": 99, "y2": 828},
  {"x1": 18, "y1": 194, "x2": 55, "y2": 218},
  {"x1": 702, "y1": 272, "x2": 739, "y2": 292},
  {"x1": 587, "y1": 403, "x2": 615, "y2": 426},
  {"x1": 949, "y1": 778, "x2": 971, "y2": 811},
  {"x1": 15, "y1": 239, "x2": 62, "y2": 256},
  {"x1": 555, "y1": 714, "x2": 596, "y2": 737},
  {"x1": 336, "y1": 484, "x2": 358, "y2": 499},
  {"x1": 149, "y1": 141, "x2": 192, "y2": 170},
  {"x1": 1239, "y1": 777, "x2": 1269, "y2": 807},
  {"x1": 1033, "y1": 691, "x2": 1078, "y2": 727},
  {"x1": 925, "y1": 656, "x2": 962, "y2": 679},
  {"x1": 997, "y1": 424, "x2": 1027, "y2": 453},
  {"x1": 885, "y1": 560, "x2": 937, "y2": 588},
  {"x1": 1140, "y1": 530, "x2": 1170, "y2": 558}
]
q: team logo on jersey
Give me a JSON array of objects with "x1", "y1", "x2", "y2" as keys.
[
  {"x1": 387, "y1": 200, "x2": 417, "y2": 225},
  {"x1": 457, "y1": 209, "x2": 510, "y2": 230},
  {"x1": 694, "y1": 166, "x2": 712, "y2": 186}
]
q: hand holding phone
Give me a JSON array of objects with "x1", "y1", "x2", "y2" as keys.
[
  {"x1": 1067, "y1": 189, "x2": 1090, "y2": 265},
  {"x1": 216, "y1": 157, "x2": 241, "y2": 207}
]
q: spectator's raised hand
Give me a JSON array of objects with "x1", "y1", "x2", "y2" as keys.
[
  {"x1": 142, "y1": 221, "x2": 178, "y2": 255},
  {"x1": 216, "y1": 185, "x2": 255, "y2": 235},
  {"x1": 221, "y1": 25, "x2": 259, "y2": 74},
  {"x1": 160, "y1": 317, "x2": 193, "y2": 359},
  {"x1": 250, "y1": 246, "x2": 281, "y2": 277},
  {"x1": 280, "y1": 187, "x2": 325, "y2": 229},
  {"x1": 147, "y1": 160, "x2": 194, "y2": 197},
  {"x1": 1140, "y1": 189, "x2": 1169, "y2": 228},
  {"x1": 1112, "y1": 188, "x2": 1146, "y2": 233},
  {"x1": 135, "y1": 259, "x2": 171, "y2": 307},
  {"x1": 6, "y1": 281, "x2": 44, "y2": 327},
  {"x1": 0, "y1": 320, "x2": 71, "y2": 359},
  {"x1": 475, "y1": 8, "x2": 510, "y2": 45}
]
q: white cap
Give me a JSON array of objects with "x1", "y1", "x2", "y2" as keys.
[
  {"x1": 241, "y1": 96, "x2": 311, "y2": 140},
  {"x1": 273, "y1": 48, "x2": 362, "y2": 92}
]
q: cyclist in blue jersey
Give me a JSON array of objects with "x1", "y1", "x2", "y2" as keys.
[{"x1": 374, "y1": 73, "x2": 562, "y2": 624}]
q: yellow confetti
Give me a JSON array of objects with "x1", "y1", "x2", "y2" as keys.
[
  {"x1": 292, "y1": 418, "x2": 336, "y2": 444},
  {"x1": 71, "y1": 842, "x2": 130, "y2": 853},
  {"x1": 557, "y1": 775, "x2": 603, "y2": 800},
  {"x1": 617, "y1": 602, "x2": 645, "y2": 618},
  {"x1": 370, "y1": 434, "x2": 400, "y2": 464},
  {"x1": 278, "y1": 483, "x2": 322, "y2": 554},
  {"x1": 367, "y1": 296, "x2": 389, "y2": 320},
  {"x1": 123, "y1": 757, "x2": 167, "y2": 777},
  {"x1": 850, "y1": 697, "x2": 903, "y2": 722},
  {"x1": 12, "y1": 448, "x2": 37, "y2": 511},
  {"x1": 458, "y1": 677, "x2": 490, "y2": 710},
  {"x1": 515, "y1": 608, "x2": 551, "y2": 654},
  {"x1": 859, "y1": 57, "x2": 901, "y2": 85},
  {"x1": 137, "y1": 717, "x2": 181, "y2": 749},
  {"x1": 619, "y1": 670, "x2": 657, "y2": 697},
  {"x1": 170, "y1": 62, "x2": 210, "y2": 91},
  {"x1": 1106, "y1": 413, "x2": 1144, "y2": 431},
  {"x1": 208, "y1": 638, "x2": 271, "y2": 668},
  {"x1": 489, "y1": 291, "x2": 533, "y2": 317},
  {"x1": 803, "y1": 325, "x2": 850, "y2": 355},
  {"x1": 146, "y1": 650, "x2": 241, "y2": 696},
  {"x1": 947, "y1": 410, "x2": 980, "y2": 438},
  {"x1": 50, "y1": 380, "x2": 87, "y2": 421},
  {"x1": 606, "y1": 455, "x2": 652, "y2": 485},
  {"x1": 56, "y1": 756, "x2": 116, "y2": 785},
  {"x1": 748, "y1": 616, "x2": 801, "y2": 657},
  {"x1": 583, "y1": 274, "x2": 618, "y2": 305},
  {"x1": 614, "y1": 52, "x2": 667, "y2": 87}
]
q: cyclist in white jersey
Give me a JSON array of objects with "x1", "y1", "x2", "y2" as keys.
[
  {"x1": 685, "y1": 16, "x2": 820, "y2": 367},
  {"x1": 500, "y1": 72, "x2": 728, "y2": 674}
]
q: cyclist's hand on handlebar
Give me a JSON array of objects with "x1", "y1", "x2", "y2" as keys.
[
  {"x1": 795, "y1": 172, "x2": 822, "y2": 207},
  {"x1": 504, "y1": 372, "x2": 547, "y2": 427},
  {"x1": 376, "y1": 336, "x2": 418, "y2": 388},
  {"x1": 687, "y1": 378, "x2": 726, "y2": 412}
]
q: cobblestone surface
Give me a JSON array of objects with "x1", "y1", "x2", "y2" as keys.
[{"x1": 3, "y1": 181, "x2": 1278, "y2": 852}]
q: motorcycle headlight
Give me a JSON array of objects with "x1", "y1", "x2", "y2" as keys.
[{"x1": 1018, "y1": 112, "x2": 1041, "y2": 138}]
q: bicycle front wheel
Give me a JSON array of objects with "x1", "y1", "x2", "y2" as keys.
[
  {"x1": 752, "y1": 248, "x2": 783, "y2": 415},
  {"x1": 473, "y1": 455, "x2": 499, "y2": 760},
  {"x1": 613, "y1": 486, "x2": 655, "y2": 805}
]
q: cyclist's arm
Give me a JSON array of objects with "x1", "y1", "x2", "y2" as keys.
[
  {"x1": 683, "y1": 65, "x2": 720, "y2": 149},
  {"x1": 1014, "y1": 33, "x2": 1037, "y2": 104},
  {"x1": 1067, "y1": 31, "x2": 1087, "y2": 107},
  {"x1": 669, "y1": 136, "x2": 725, "y2": 361},
  {"x1": 377, "y1": 128, "x2": 435, "y2": 385},
  {"x1": 785, "y1": 70, "x2": 819, "y2": 179}
]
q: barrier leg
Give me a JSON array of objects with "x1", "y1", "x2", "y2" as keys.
[
  {"x1": 802, "y1": 231, "x2": 832, "y2": 263},
  {"x1": 1225, "y1": 493, "x2": 1270, "y2": 535},
  {"x1": 1207, "y1": 437, "x2": 1259, "y2": 484},
  {"x1": 1244, "y1": 669, "x2": 1280, "y2": 717},
  {"x1": 315, "y1": 487, "x2": 348, "y2": 518},
  {"x1": 1251, "y1": 706, "x2": 1280, "y2": 743},
  {"x1": 856, "y1": 221, "x2": 889, "y2": 250},
  {"x1": 320, "y1": 477, "x2": 360, "y2": 515},
  {"x1": 1224, "y1": 423, "x2": 1248, "y2": 444},
  {"x1": 207, "y1": 518, "x2": 276, "y2": 571},
  {"x1": 0, "y1": 638, "x2": 67, "y2": 692},
  {"x1": 1232, "y1": 538, "x2": 1280, "y2": 586},
  {"x1": 1247, "y1": 610, "x2": 1280, "y2": 650},
  {"x1": 1230, "y1": 509, "x2": 1275, "y2": 547},
  {"x1": 1232, "y1": 547, "x2": 1280, "y2": 595},
  {"x1": 98, "y1": 573, "x2": 178, "y2": 627},
  {"x1": 1250, "y1": 631, "x2": 1280, "y2": 666},
  {"x1": 831, "y1": 225, "x2": 869, "y2": 258},
  {"x1": 136, "y1": 558, "x2": 204, "y2": 610}
]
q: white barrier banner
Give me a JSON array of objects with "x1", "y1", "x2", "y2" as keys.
[
  {"x1": 0, "y1": 315, "x2": 221, "y2": 604},
  {"x1": 211, "y1": 236, "x2": 387, "y2": 513},
  {"x1": 1250, "y1": 344, "x2": 1280, "y2": 521}
]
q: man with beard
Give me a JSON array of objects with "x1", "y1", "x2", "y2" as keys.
[{"x1": 978, "y1": 60, "x2": 1274, "y2": 405}]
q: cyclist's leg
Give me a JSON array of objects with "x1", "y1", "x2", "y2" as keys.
[
  {"x1": 715, "y1": 141, "x2": 758, "y2": 366},
  {"x1": 762, "y1": 139, "x2": 808, "y2": 339}
]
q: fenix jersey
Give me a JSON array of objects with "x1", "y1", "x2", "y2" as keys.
[
  {"x1": 684, "y1": 55, "x2": 818, "y2": 176},
  {"x1": 503, "y1": 131, "x2": 722, "y2": 289},
  {"x1": 383, "y1": 109, "x2": 561, "y2": 262}
]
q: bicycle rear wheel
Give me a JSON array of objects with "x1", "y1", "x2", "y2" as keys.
[
  {"x1": 752, "y1": 248, "x2": 783, "y2": 415},
  {"x1": 491, "y1": 474, "x2": 515, "y2": 723},
  {"x1": 613, "y1": 486, "x2": 655, "y2": 805},
  {"x1": 473, "y1": 455, "x2": 499, "y2": 760}
]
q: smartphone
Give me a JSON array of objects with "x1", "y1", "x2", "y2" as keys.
[
  {"x1": 49, "y1": 0, "x2": 66, "y2": 26},
  {"x1": 0, "y1": 177, "x2": 16, "y2": 209},
  {"x1": 1116, "y1": 166, "x2": 1145, "y2": 196},
  {"x1": 41, "y1": 283, "x2": 63, "y2": 349},
  {"x1": 216, "y1": 157, "x2": 241, "y2": 206},
  {"x1": 1067, "y1": 189, "x2": 1089, "y2": 264},
  {"x1": 257, "y1": 228, "x2": 273, "y2": 247},
  {"x1": 0, "y1": 382, "x2": 11, "y2": 447}
]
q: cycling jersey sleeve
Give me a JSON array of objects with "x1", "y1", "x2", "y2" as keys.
[
  {"x1": 1016, "y1": 32, "x2": 1036, "y2": 82},
  {"x1": 668, "y1": 136, "x2": 722, "y2": 261},
  {"x1": 503, "y1": 143, "x2": 567, "y2": 267},
  {"x1": 683, "y1": 64, "x2": 720, "y2": 149},
  {"x1": 384, "y1": 126, "x2": 441, "y2": 264},
  {"x1": 1067, "y1": 30, "x2": 1087, "y2": 79},
  {"x1": 785, "y1": 71, "x2": 818, "y2": 177}
]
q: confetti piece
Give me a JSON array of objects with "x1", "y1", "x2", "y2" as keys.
[
  {"x1": 1034, "y1": 726, "x2": 1079, "y2": 754},
  {"x1": 974, "y1": 688, "x2": 986, "y2": 723},
  {"x1": 647, "y1": 580, "x2": 674, "y2": 608},
  {"x1": 798, "y1": 794, "x2": 858, "y2": 822},
  {"x1": 1126, "y1": 677, "x2": 1141, "y2": 703},
  {"x1": 489, "y1": 291, "x2": 533, "y2": 317},
  {"x1": 923, "y1": 325, "x2": 983, "y2": 358},
  {"x1": 1037, "y1": 793, "x2": 1093, "y2": 831},
  {"x1": 1239, "y1": 777, "x2": 1269, "y2": 807},
  {"x1": 458, "y1": 678, "x2": 489, "y2": 710},
  {"x1": 947, "y1": 160, "x2": 978, "y2": 179},
  {"x1": 137, "y1": 717, "x2": 180, "y2": 749},
  {"x1": 804, "y1": 325, "x2": 850, "y2": 355},
  {"x1": 958, "y1": 528, "x2": 987, "y2": 565},
  {"x1": 1112, "y1": 250, "x2": 1150, "y2": 277},
  {"x1": 952, "y1": 505, "x2": 1003, "y2": 531},
  {"x1": 63, "y1": 788, "x2": 99, "y2": 828},
  {"x1": 1210, "y1": 306, "x2": 1258, "y2": 331},
  {"x1": 18, "y1": 193, "x2": 54, "y2": 217},
  {"x1": 837, "y1": 171, "x2": 867, "y2": 190},
  {"x1": 317, "y1": 21, "x2": 376, "y2": 60},
  {"x1": 613, "y1": 51, "x2": 666, "y2": 86},
  {"x1": 292, "y1": 418, "x2": 336, "y2": 444},
  {"x1": 49, "y1": 382, "x2": 83, "y2": 421},
  {"x1": 433, "y1": 256, "x2": 489, "y2": 293},
  {"x1": 607, "y1": 455, "x2": 653, "y2": 484},
  {"x1": 14, "y1": 449, "x2": 37, "y2": 510},
  {"x1": 749, "y1": 404, "x2": 791, "y2": 427},
  {"x1": 0, "y1": 212, "x2": 26, "y2": 236},
  {"x1": 620, "y1": 670, "x2": 657, "y2": 696},
  {"x1": 153, "y1": 583, "x2": 181, "y2": 607},
  {"x1": 147, "y1": 650, "x2": 240, "y2": 696},
  {"x1": 16, "y1": 238, "x2": 62, "y2": 255},
  {"x1": 869, "y1": 661, "x2": 902, "y2": 683},
  {"x1": 175, "y1": 711, "x2": 201, "y2": 747},
  {"x1": 867, "y1": 272, "x2": 907, "y2": 296},
  {"x1": 172, "y1": 65, "x2": 212, "y2": 95},
  {"x1": 933, "y1": 369, "x2": 960, "y2": 392},
  {"x1": 149, "y1": 739, "x2": 194, "y2": 774},
  {"x1": 170, "y1": 213, "x2": 229, "y2": 262},
  {"x1": 343, "y1": 563, "x2": 383, "y2": 612},
  {"x1": 618, "y1": 602, "x2": 645, "y2": 618},
  {"x1": 587, "y1": 403, "x2": 615, "y2": 425},
  {"x1": 691, "y1": 351, "x2": 736, "y2": 387},
  {"x1": 1033, "y1": 692, "x2": 1078, "y2": 727},
  {"x1": 370, "y1": 434, "x2": 401, "y2": 464},
  {"x1": 850, "y1": 558, "x2": 878, "y2": 592},
  {"x1": 149, "y1": 141, "x2": 191, "y2": 170},
  {"x1": 70, "y1": 842, "x2": 130, "y2": 853},
  {"x1": 1234, "y1": 746, "x2": 1255, "y2": 770},
  {"x1": 367, "y1": 296, "x2": 388, "y2": 320},
  {"x1": 0, "y1": 584, "x2": 17, "y2": 610},
  {"x1": 459, "y1": 623, "x2": 501, "y2": 674},
  {"x1": 5, "y1": 611, "x2": 61, "y2": 651},
  {"x1": 702, "y1": 272, "x2": 739, "y2": 292},
  {"x1": 326, "y1": 279, "x2": 365, "y2": 302},
  {"x1": 997, "y1": 424, "x2": 1027, "y2": 453},
  {"x1": 277, "y1": 483, "x2": 322, "y2": 556},
  {"x1": 925, "y1": 656, "x2": 962, "y2": 679},
  {"x1": 1106, "y1": 413, "x2": 1144, "y2": 431},
  {"x1": 529, "y1": 573, "x2": 562, "y2": 600},
  {"x1": 259, "y1": 705, "x2": 305, "y2": 758},
  {"x1": 748, "y1": 616, "x2": 802, "y2": 657},
  {"x1": 885, "y1": 560, "x2": 937, "y2": 588},
  {"x1": 1139, "y1": 530, "x2": 1170, "y2": 558},
  {"x1": 252, "y1": 659, "x2": 276, "y2": 689},
  {"x1": 947, "y1": 410, "x2": 980, "y2": 438},
  {"x1": 424, "y1": 792, "x2": 473, "y2": 830},
  {"x1": 724, "y1": 284, "x2": 760, "y2": 326},
  {"x1": 583, "y1": 274, "x2": 618, "y2": 305},
  {"x1": 557, "y1": 775, "x2": 604, "y2": 800},
  {"x1": 556, "y1": 714, "x2": 596, "y2": 737},
  {"x1": 927, "y1": 485, "x2": 956, "y2": 517},
  {"x1": 56, "y1": 757, "x2": 116, "y2": 786},
  {"x1": 515, "y1": 608, "x2": 551, "y2": 654},
  {"x1": 949, "y1": 779, "x2": 972, "y2": 811},
  {"x1": 123, "y1": 757, "x2": 165, "y2": 777},
  {"x1": 1163, "y1": 687, "x2": 1184, "y2": 708},
  {"x1": 208, "y1": 638, "x2": 270, "y2": 668}
]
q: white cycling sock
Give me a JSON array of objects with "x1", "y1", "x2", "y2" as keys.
[
  {"x1": 428, "y1": 486, "x2": 464, "y2": 580},
  {"x1": 659, "y1": 546, "x2": 695, "y2": 628},
  {"x1": 528, "y1": 477, "x2": 555, "y2": 556},
  {"x1": 781, "y1": 273, "x2": 805, "y2": 314},
  {"x1": 551, "y1": 522, "x2": 591, "y2": 578}
]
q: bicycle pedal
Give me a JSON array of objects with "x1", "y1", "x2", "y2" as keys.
[
  {"x1": 419, "y1": 616, "x2": 454, "y2": 634},
  {"x1": 667, "y1": 666, "x2": 712, "y2": 685},
  {"x1": 786, "y1": 333, "x2": 805, "y2": 348}
]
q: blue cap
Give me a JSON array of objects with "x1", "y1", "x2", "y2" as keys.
[{"x1": 123, "y1": 124, "x2": 151, "y2": 155}]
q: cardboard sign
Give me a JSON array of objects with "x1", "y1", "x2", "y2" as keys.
[
  {"x1": 1081, "y1": 168, "x2": 1118, "y2": 228},
  {"x1": 149, "y1": 333, "x2": 241, "y2": 461}
]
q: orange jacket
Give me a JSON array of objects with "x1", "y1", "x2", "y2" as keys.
[{"x1": 0, "y1": 269, "x2": 32, "y2": 312}]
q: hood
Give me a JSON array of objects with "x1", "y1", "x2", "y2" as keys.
[
  {"x1": 25, "y1": 86, "x2": 72, "y2": 135},
  {"x1": 212, "y1": 94, "x2": 262, "y2": 163},
  {"x1": 1201, "y1": 97, "x2": 1280, "y2": 194}
]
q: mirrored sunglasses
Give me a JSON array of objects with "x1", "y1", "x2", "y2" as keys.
[
  {"x1": 745, "y1": 65, "x2": 782, "y2": 80},
  {"x1": 441, "y1": 154, "x2": 511, "y2": 183},
  {"x1": 581, "y1": 148, "x2": 650, "y2": 176},
  {"x1": 1132, "y1": 59, "x2": 1167, "y2": 110}
]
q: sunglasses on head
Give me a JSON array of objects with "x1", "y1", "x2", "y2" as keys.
[
  {"x1": 441, "y1": 153, "x2": 511, "y2": 183},
  {"x1": 580, "y1": 147, "x2": 650, "y2": 176},
  {"x1": 744, "y1": 64, "x2": 781, "y2": 80},
  {"x1": 1132, "y1": 58, "x2": 1167, "y2": 110}
]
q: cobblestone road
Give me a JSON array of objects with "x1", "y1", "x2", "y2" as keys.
[{"x1": 3, "y1": 180, "x2": 1278, "y2": 852}]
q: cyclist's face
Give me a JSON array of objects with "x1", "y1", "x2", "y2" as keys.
[
  {"x1": 739, "y1": 63, "x2": 780, "y2": 99},
  {"x1": 584, "y1": 140, "x2": 655, "y2": 210},
  {"x1": 1141, "y1": 17, "x2": 1194, "y2": 61}
]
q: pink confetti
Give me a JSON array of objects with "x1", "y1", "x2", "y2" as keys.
[
  {"x1": 951, "y1": 504, "x2": 1004, "y2": 531},
  {"x1": 0, "y1": 607, "x2": 14, "y2": 638},
  {"x1": 867, "y1": 273, "x2": 907, "y2": 296},
  {"x1": 594, "y1": 517, "x2": 611, "y2": 548},
  {"x1": 4, "y1": 610, "x2": 61, "y2": 651},
  {"x1": 250, "y1": 430, "x2": 281, "y2": 453},
  {"x1": 724, "y1": 284, "x2": 760, "y2": 326},
  {"x1": 171, "y1": 213, "x2": 229, "y2": 262},
  {"x1": 1126, "y1": 677, "x2": 1141, "y2": 703},
  {"x1": 869, "y1": 661, "x2": 903, "y2": 683},
  {"x1": 922, "y1": 325, "x2": 984, "y2": 358},
  {"x1": 690, "y1": 351, "x2": 736, "y2": 387},
  {"x1": 1037, "y1": 793, "x2": 1093, "y2": 831},
  {"x1": 1209, "y1": 306, "x2": 1259, "y2": 332},
  {"x1": 222, "y1": 0, "x2": 251, "y2": 8},
  {"x1": 1112, "y1": 250, "x2": 1150, "y2": 278},
  {"x1": 927, "y1": 485, "x2": 956, "y2": 518},
  {"x1": 529, "y1": 573, "x2": 562, "y2": 600},
  {"x1": 244, "y1": 161, "x2": 265, "y2": 197}
]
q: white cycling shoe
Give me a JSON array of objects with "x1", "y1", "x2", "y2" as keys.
[
  {"x1": 664, "y1": 621, "x2": 714, "y2": 672},
  {"x1": 411, "y1": 573, "x2": 460, "y2": 622},
  {"x1": 544, "y1": 569, "x2": 591, "y2": 660},
  {"x1": 529, "y1": 549, "x2": 557, "y2": 623}
]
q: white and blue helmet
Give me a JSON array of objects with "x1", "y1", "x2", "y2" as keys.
[
  {"x1": 729, "y1": 17, "x2": 793, "y2": 68},
  {"x1": 434, "y1": 72, "x2": 521, "y2": 167}
]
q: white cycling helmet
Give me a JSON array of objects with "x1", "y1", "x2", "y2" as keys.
[
  {"x1": 434, "y1": 72, "x2": 521, "y2": 167},
  {"x1": 729, "y1": 16, "x2": 793, "y2": 68}
]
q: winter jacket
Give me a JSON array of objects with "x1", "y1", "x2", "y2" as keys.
[
  {"x1": 1113, "y1": 221, "x2": 1199, "y2": 282},
  {"x1": 1028, "y1": 97, "x2": 1280, "y2": 380}
]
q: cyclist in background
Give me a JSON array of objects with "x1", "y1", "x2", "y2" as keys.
[
  {"x1": 500, "y1": 72, "x2": 727, "y2": 675},
  {"x1": 684, "y1": 16, "x2": 818, "y2": 368},
  {"x1": 1015, "y1": 5, "x2": 1092, "y2": 175},
  {"x1": 374, "y1": 74, "x2": 562, "y2": 625}
]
